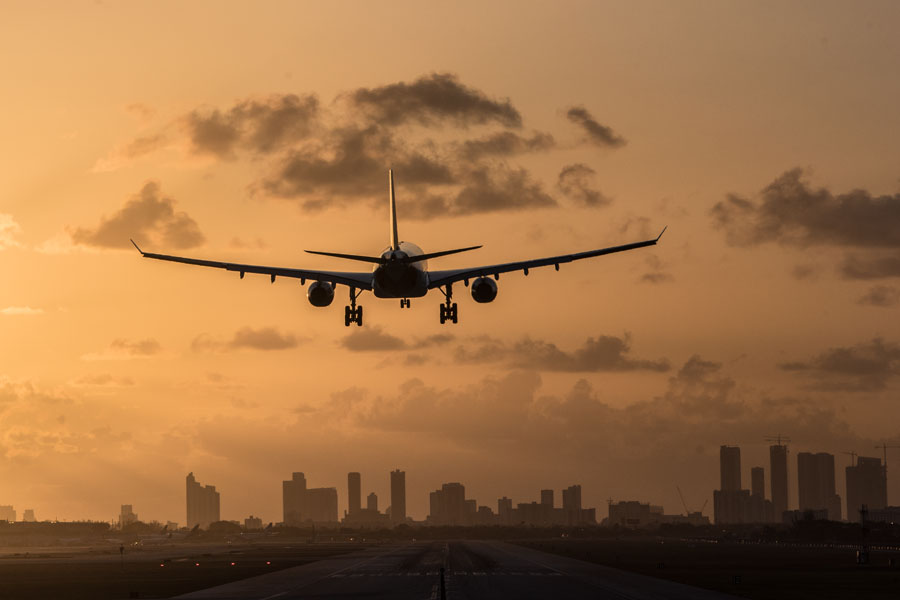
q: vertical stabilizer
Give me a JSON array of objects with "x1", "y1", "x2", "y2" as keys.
[{"x1": 389, "y1": 169, "x2": 400, "y2": 251}]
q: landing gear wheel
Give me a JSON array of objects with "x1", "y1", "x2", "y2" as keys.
[
  {"x1": 439, "y1": 284, "x2": 459, "y2": 325},
  {"x1": 344, "y1": 287, "x2": 363, "y2": 326},
  {"x1": 400, "y1": 298, "x2": 411, "y2": 308}
]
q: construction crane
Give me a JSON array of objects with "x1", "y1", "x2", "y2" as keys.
[
  {"x1": 676, "y1": 486, "x2": 706, "y2": 516},
  {"x1": 842, "y1": 451, "x2": 858, "y2": 467},
  {"x1": 875, "y1": 442, "x2": 900, "y2": 468},
  {"x1": 764, "y1": 434, "x2": 791, "y2": 446}
]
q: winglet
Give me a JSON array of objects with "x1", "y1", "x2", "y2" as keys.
[
  {"x1": 656, "y1": 226, "x2": 668, "y2": 242},
  {"x1": 130, "y1": 239, "x2": 145, "y2": 255}
]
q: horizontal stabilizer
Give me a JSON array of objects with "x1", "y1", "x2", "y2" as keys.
[
  {"x1": 304, "y1": 250, "x2": 384, "y2": 264},
  {"x1": 400, "y1": 245, "x2": 482, "y2": 264}
]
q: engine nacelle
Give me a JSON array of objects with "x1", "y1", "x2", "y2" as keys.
[
  {"x1": 307, "y1": 281, "x2": 335, "y2": 307},
  {"x1": 470, "y1": 277, "x2": 498, "y2": 303}
]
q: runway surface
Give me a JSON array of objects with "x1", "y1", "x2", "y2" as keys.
[{"x1": 175, "y1": 540, "x2": 738, "y2": 599}]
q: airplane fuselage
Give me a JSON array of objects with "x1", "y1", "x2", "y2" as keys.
[{"x1": 372, "y1": 241, "x2": 429, "y2": 298}]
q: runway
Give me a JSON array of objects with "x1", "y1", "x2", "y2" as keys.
[{"x1": 175, "y1": 540, "x2": 738, "y2": 599}]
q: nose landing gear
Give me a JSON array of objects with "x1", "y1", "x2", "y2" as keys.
[
  {"x1": 400, "y1": 298, "x2": 411, "y2": 308},
  {"x1": 345, "y1": 287, "x2": 363, "y2": 327},
  {"x1": 439, "y1": 284, "x2": 458, "y2": 324}
]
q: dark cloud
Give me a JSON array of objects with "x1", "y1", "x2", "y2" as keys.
[
  {"x1": 340, "y1": 326, "x2": 407, "y2": 352},
  {"x1": 565, "y1": 106, "x2": 626, "y2": 148},
  {"x1": 71, "y1": 182, "x2": 204, "y2": 250},
  {"x1": 110, "y1": 338, "x2": 161, "y2": 356},
  {"x1": 779, "y1": 338, "x2": 900, "y2": 391},
  {"x1": 454, "y1": 334, "x2": 670, "y2": 373},
  {"x1": 349, "y1": 73, "x2": 522, "y2": 128},
  {"x1": 711, "y1": 169, "x2": 900, "y2": 249},
  {"x1": 261, "y1": 126, "x2": 454, "y2": 201},
  {"x1": 192, "y1": 327, "x2": 299, "y2": 352},
  {"x1": 857, "y1": 285, "x2": 900, "y2": 307},
  {"x1": 452, "y1": 165, "x2": 556, "y2": 214},
  {"x1": 840, "y1": 253, "x2": 900, "y2": 279},
  {"x1": 185, "y1": 94, "x2": 319, "y2": 158},
  {"x1": 459, "y1": 131, "x2": 554, "y2": 161},
  {"x1": 791, "y1": 264, "x2": 821, "y2": 281},
  {"x1": 557, "y1": 164, "x2": 610, "y2": 208}
]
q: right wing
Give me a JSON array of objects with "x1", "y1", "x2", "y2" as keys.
[
  {"x1": 131, "y1": 241, "x2": 374, "y2": 290},
  {"x1": 427, "y1": 228, "x2": 666, "y2": 289}
]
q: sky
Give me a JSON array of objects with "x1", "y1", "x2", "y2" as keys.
[{"x1": 1, "y1": 0, "x2": 900, "y2": 525}]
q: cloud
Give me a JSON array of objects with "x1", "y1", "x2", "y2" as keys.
[
  {"x1": 340, "y1": 326, "x2": 407, "y2": 352},
  {"x1": 82, "y1": 338, "x2": 161, "y2": 361},
  {"x1": 557, "y1": 164, "x2": 610, "y2": 208},
  {"x1": 857, "y1": 285, "x2": 900, "y2": 307},
  {"x1": 0, "y1": 214, "x2": 22, "y2": 250},
  {"x1": 711, "y1": 169, "x2": 900, "y2": 249},
  {"x1": 1, "y1": 306, "x2": 43, "y2": 316},
  {"x1": 192, "y1": 327, "x2": 300, "y2": 352},
  {"x1": 451, "y1": 165, "x2": 556, "y2": 214},
  {"x1": 185, "y1": 94, "x2": 319, "y2": 158},
  {"x1": 639, "y1": 255, "x2": 674, "y2": 284},
  {"x1": 71, "y1": 374, "x2": 135, "y2": 388},
  {"x1": 459, "y1": 131, "x2": 554, "y2": 161},
  {"x1": 454, "y1": 333, "x2": 670, "y2": 373},
  {"x1": 261, "y1": 126, "x2": 454, "y2": 201},
  {"x1": 348, "y1": 73, "x2": 522, "y2": 128},
  {"x1": 565, "y1": 106, "x2": 626, "y2": 148},
  {"x1": 779, "y1": 337, "x2": 900, "y2": 391},
  {"x1": 71, "y1": 182, "x2": 205, "y2": 250},
  {"x1": 840, "y1": 253, "x2": 900, "y2": 279}
]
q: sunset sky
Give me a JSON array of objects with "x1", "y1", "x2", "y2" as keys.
[{"x1": 2, "y1": 0, "x2": 900, "y2": 525}]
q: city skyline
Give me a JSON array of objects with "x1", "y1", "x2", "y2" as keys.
[{"x1": 2, "y1": 1, "x2": 900, "y2": 525}]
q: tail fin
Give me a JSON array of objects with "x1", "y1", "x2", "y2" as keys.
[{"x1": 389, "y1": 169, "x2": 399, "y2": 251}]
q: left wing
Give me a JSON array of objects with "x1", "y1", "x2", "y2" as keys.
[
  {"x1": 131, "y1": 241, "x2": 374, "y2": 290},
  {"x1": 427, "y1": 228, "x2": 666, "y2": 289}
]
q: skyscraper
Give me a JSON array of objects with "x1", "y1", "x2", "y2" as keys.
[
  {"x1": 282, "y1": 472, "x2": 307, "y2": 525},
  {"x1": 186, "y1": 472, "x2": 220, "y2": 529},
  {"x1": 367, "y1": 492, "x2": 378, "y2": 512},
  {"x1": 846, "y1": 456, "x2": 887, "y2": 521},
  {"x1": 797, "y1": 452, "x2": 841, "y2": 521},
  {"x1": 541, "y1": 489, "x2": 554, "y2": 507},
  {"x1": 720, "y1": 446, "x2": 741, "y2": 491},
  {"x1": 348, "y1": 472, "x2": 361, "y2": 516},
  {"x1": 390, "y1": 469, "x2": 406, "y2": 524},
  {"x1": 770, "y1": 444, "x2": 789, "y2": 520},
  {"x1": 751, "y1": 467, "x2": 765, "y2": 498}
]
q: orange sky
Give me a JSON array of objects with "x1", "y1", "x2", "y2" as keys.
[{"x1": 2, "y1": 0, "x2": 900, "y2": 525}]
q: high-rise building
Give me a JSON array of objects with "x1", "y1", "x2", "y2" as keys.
[
  {"x1": 391, "y1": 469, "x2": 406, "y2": 524},
  {"x1": 0, "y1": 506, "x2": 16, "y2": 522},
  {"x1": 797, "y1": 452, "x2": 841, "y2": 521},
  {"x1": 22, "y1": 509, "x2": 36, "y2": 522},
  {"x1": 562, "y1": 485, "x2": 583, "y2": 525},
  {"x1": 282, "y1": 472, "x2": 307, "y2": 525},
  {"x1": 846, "y1": 456, "x2": 887, "y2": 522},
  {"x1": 497, "y1": 497, "x2": 513, "y2": 525},
  {"x1": 119, "y1": 504, "x2": 138, "y2": 528},
  {"x1": 367, "y1": 492, "x2": 378, "y2": 512},
  {"x1": 751, "y1": 467, "x2": 765, "y2": 498},
  {"x1": 306, "y1": 487, "x2": 339, "y2": 522},
  {"x1": 720, "y1": 446, "x2": 741, "y2": 491},
  {"x1": 770, "y1": 444, "x2": 789, "y2": 520},
  {"x1": 541, "y1": 489, "x2": 554, "y2": 507},
  {"x1": 186, "y1": 472, "x2": 220, "y2": 529},
  {"x1": 428, "y1": 482, "x2": 467, "y2": 525},
  {"x1": 348, "y1": 472, "x2": 361, "y2": 516}
]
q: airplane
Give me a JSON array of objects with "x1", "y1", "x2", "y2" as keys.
[{"x1": 131, "y1": 170, "x2": 665, "y2": 326}]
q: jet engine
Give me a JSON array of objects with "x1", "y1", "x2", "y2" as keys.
[
  {"x1": 470, "y1": 277, "x2": 498, "y2": 303},
  {"x1": 307, "y1": 281, "x2": 335, "y2": 307}
]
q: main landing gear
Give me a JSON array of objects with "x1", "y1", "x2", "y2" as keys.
[
  {"x1": 400, "y1": 298, "x2": 411, "y2": 308},
  {"x1": 345, "y1": 287, "x2": 363, "y2": 327},
  {"x1": 439, "y1": 284, "x2": 458, "y2": 324}
]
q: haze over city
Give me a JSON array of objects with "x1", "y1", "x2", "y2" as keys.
[{"x1": 2, "y1": 0, "x2": 900, "y2": 531}]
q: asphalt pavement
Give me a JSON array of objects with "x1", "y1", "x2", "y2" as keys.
[{"x1": 174, "y1": 540, "x2": 738, "y2": 599}]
